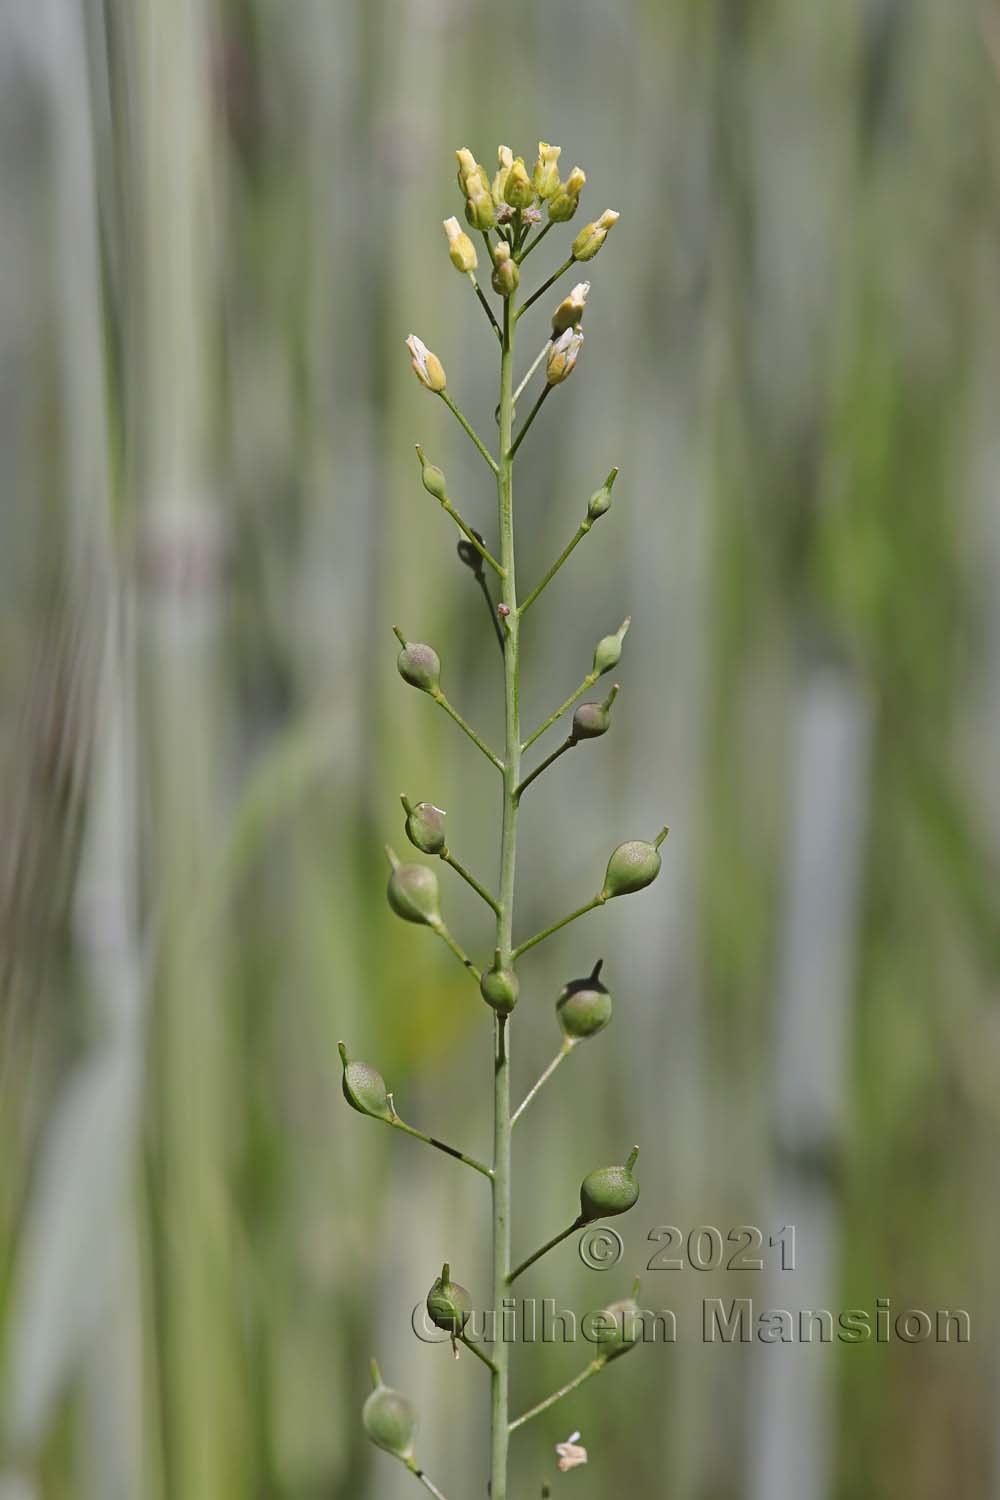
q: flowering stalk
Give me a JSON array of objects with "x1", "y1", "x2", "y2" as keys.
[{"x1": 344, "y1": 142, "x2": 662, "y2": 1500}]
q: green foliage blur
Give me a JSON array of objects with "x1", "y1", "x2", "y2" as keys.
[{"x1": 1, "y1": 2, "x2": 998, "y2": 1498}]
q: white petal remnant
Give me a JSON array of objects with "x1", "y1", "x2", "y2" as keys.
[
  {"x1": 555, "y1": 1431, "x2": 588, "y2": 1471},
  {"x1": 405, "y1": 335, "x2": 447, "y2": 392}
]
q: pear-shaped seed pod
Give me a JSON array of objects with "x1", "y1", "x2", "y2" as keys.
[
  {"x1": 601, "y1": 832, "x2": 666, "y2": 899},
  {"x1": 594, "y1": 1280, "x2": 643, "y2": 1362},
  {"x1": 579, "y1": 1147, "x2": 640, "y2": 1222},
  {"x1": 426, "y1": 1263, "x2": 473, "y2": 1334},
  {"x1": 396, "y1": 640, "x2": 441, "y2": 693},
  {"x1": 557, "y1": 960, "x2": 612, "y2": 1040},
  {"x1": 415, "y1": 445, "x2": 448, "y2": 501},
  {"x1": 339, "y1": 1042, "x2": 393, "y2": 1121},
  {"x1": 571, "y1": 684, "x2": 618, "y2": 742},
  {"x1": 480, "y1": 962, "x2": 519, "y2": 1015},
  {"x1": 586, "y1": 467, "x2": 618, "y2": 522},
  {"x1": 362, "y1": 1361, "x2": 418, "y2": 1459},
  {"x1": 386, "y1": 847, "x2": 442, "y2": 926},
  {"x1": 401, "y1": 796, "x2": 446, "y2": 856},
  {"x1": 592, "y1": 617, "x2": 630, "y2": 676}
]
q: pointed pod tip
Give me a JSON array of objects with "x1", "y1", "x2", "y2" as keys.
[
  {"x1": 626, "y1": 1145, "x2": 640, "y2": 1171},
  {"x1": 369, "y1": 1358, "x2": 382, "y2": 1389},
  {"x1": 591, "y1": 957, "x2": 604, "y2": 979},
  {"x1": 441, "y1": 1262, "x2": 450, "y2": 1283},
  {"x1": 654, "y1": 826, "x2": 669, "y2": 848},
  {"x1": 606, "y1": 466, "x2": 620, "y2": 487},
  {"x1": 385, "y1": 845, "x2": 401, "y2": 869},
  {"x1": 392, "y1": 624, "x2": 407, "y2": 647}
]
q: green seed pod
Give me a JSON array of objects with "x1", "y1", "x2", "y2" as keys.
[
  {"x1": 587, "y1": 466, "x2": 619, "y2": 522},
  {"x1": 594, "y1": 1278, "x2": 643, "y2": 1363},
  {"x1": 401, "y1": 795, "x2": 446, "y2": 855},
  {"x1": 592, "y1": 616, "x2": 630, "y2": 676},
  {"x1": 426, "y1": 1263, "x2": 472, "y2": 1335},
  {"x1": 571, "y1": 684, "x2": 619, "y2": 742},
  {"x1": 480, "y1": 958, "x2": 520, "y2": 1015},
  {"x1": 386, "y1": 846, "x2": 442, "y2": 927},
  {"x1": 415, "y1": 445, "x2": 447, "y2": 502},
  {"x1": 362, "y1": 1360, "x2": 418, "y2": 1460},
  {"x1": 557, "y1": 959, "x2": 612, "y2": 1040},
  {"x1": 600, "y1": 830, "x2": 667, "y2": 899},
  {"x1": 338, "y1": 1041, "x2": 393, "y2": 1122},
  {"x1": 393, "y1": 628, "x2": 441, "y2": 693},
  {"x1": 579, "y1": 1146, "x2": 640, "y2": 1222}
]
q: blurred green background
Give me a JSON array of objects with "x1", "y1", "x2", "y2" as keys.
[{"x1": 1, "y1": 1, "x2": 999, "y2": 1497}]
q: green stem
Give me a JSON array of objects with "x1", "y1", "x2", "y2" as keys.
[
  {"x1": 515, "y1": 256, "x2": 576, "y2": 320},
  {"x1": 508, "y1": 1216, "x2": 584, "y2": 1285},
  {"x1": 511, "y1": 1040, "x2": 575, "y2": 1126},
  {"x1": 440, "y1": 500, "x2": 505, "y2": 577},
  {"x1": 512, "y1": 341, "x2": 552, "y2": 409},
  {"x1": 518, "y1": 521, "x2": 591, "y2": 616},
  {"x1": 405, "y1": 1458, "x2": 451, "y2": 1499},
  {"x1": 387, "y1": 1113, "x2": 493, "y2": 1180},
  {"x1": 458, "y1": 1332, "x2": 500, "y2": 1374},
  {"x1": 508, "y1": 383, "x2": 552, "y2": 461},
  {"x1": 515, "y1": 219, "x2": 554, "y2": 265},
  {"x1": 508, "y1": 1359, "x2": 603, "y2": 1433},
  {"x1": 440, "y1": 848, "x2": 501, "y2": 915},
  {"x1": 439, "y1": 390, "x2": 499, "y2": 474},
  {"x1": 430, "y1": 688, "x2": 504, "y2": 772},
  {"x1": 432, "y1": 920, "x2": 482, "y2": 982},
  {"x1": 514, "y1": 736, "x2": 576, "y2": 801},
  {"x1": 513, "y1": 894, "x2": 606, "y2": 961},
  {"x1": 522, "y1": 671, "x2": 598, "y2": 751},
  {"x1": 490, "y1": 292, "x2": 520, "y2": 1500},
  {"x1": 468, "y1": 272, "x2": 502, "y2": 340}
]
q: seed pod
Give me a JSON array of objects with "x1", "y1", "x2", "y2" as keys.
[
  {"x1": 426, "y1": 1263, "x2": 472, "y2": 1335},
  {"x1": 579, "y1": 1147, "x2": 640, "y2": 1222},
  {"x1": 442, "y1": 215, "x2": 478, "y2": 274},
  {"x1": 504, "y1": 156, "x2": 535, "y2": 209},
  {"x1": 548, "y1": 166, "x2": 586, "y2": 223},
  {"x1": 592, "y1": 616, "x2": 630, "y2": 676},
  {"x1": 400, "y1": 795, "x2": 446, "y2": 856},
  {"x1": 480, "y1": 958, "x2": 519, "y2": 1015},
  {"x1": 572, "y1": 209, "x2": 620, "y2": 262},
  {"x1": 386, "y1": 846, "x2": 442, "y2": 927},
  {"x1": 339, "y1": 1041, "x2": 393, "y2": 1121},
  {"x1": 557, "y1": 959, "x2": 612, "y2": 1040},
  {"x1": 363, "y1": 1360, "x2": 418, "y2": 1460},
  {"x1": 393, "y1": 628, "x2": 441, "y2": 693},
  {"x1": 551, "y1": 280, "x2": 590, "y2": 337},
  {"x1": 600, "y1": 830, "x2": 667, "y2": 900},
  {"x1": 571, "y1": 684, "x2": 619, "y2": 742},
  {"x1": 415, "y1": 446, "x2": 447, "y2": 502},
  {"x1": 532, "y1": 141, "x2": 562, "y2": 199},
  {"x1": 491, "y1": 242, "x2": 520, "y2": 298},
  {"x1": 586, "y1": 467, "x2": 619, "y2": 522},
  {"x1": 594, "y1": 1278, "x2": 643, "y2": 1362}
]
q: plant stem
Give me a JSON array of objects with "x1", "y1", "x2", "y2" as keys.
[
  {"x1": 387, "y1": 1114, "x2": 493, "y2": 1180},
  {"x1": 508, "y1": 384, "x2": 552, "y2": 461},
  {"x1": 515, "y1": 256, "x2": 576, "y2": 320},
  {"x1": 430, "y1": 688, "x2": 504, "y2": 772},
  {"x1": 511, "y1": 1040, "x2": 575, "y2": 1126},
  {"x1": 440, "y1": 848, "x2": 501, "y2": 915},
  {"x1": 508, "y1": 1216, "x2": 584, "y2": 1285},
  {"x1": 515, "y1": 219, "x2": 554, "y2": 264},
  {"x1": 468, "y1": 272, "x2": 502, "y2": 340},
  {"x1": 512, "y1": 894, "x2": 606, "y2": 961},
  {"x1": 405, "y1": 1459, "x2": 451, "y2": 1499},
  {"x1": 522, "y1": 671, "x2": 598, "y2": 751},
  {"x1": 490, "y1": 294, "x2": 519, "y2": 1500},
  {"x1": 432, "y1": 921, "x2": 483, "y2": 982},
  {"x1": 474, "y1": 571, "x2": 507, "y2": 654},
  {"x1": 458, "y1": 1333, "x2": 500, "y2": 1374},
  {"x1": 518, "y1": 521, "x2": 591, "y2": 617},
  {"x1": 514, "y1": 737, "x2": 576, "y2": 801},
  {"x1": 440, "y1": 500, "x2": 505, "y2": 577},
  {"x1": 508, "y1": 1359, "x2": 603, "y2": 1433},
  {"x1": 439, "y1": 390, "x2": 499, "y2": 473}
]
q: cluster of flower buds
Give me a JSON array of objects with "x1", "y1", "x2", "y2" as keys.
[{"x1": 453, "y1": 142, "x2": 615, "y2": 235}]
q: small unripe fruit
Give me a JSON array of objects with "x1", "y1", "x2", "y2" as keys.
[
  {"x1": 394, "y1": 629, "x2": 441, "y2": 693},
  {"x1": 571, "y1": 684, "x2": 618, "y2": 742},
  {"x1": 480, "y1": 960, "x2": 519, "y2": 1015},
  {"x1": 601, "y1": 830, "x2": 667, "y2": 899},
  {"x1": 339, "y1": 1042, "x2": 393, "y2": 1121},
  {"x1": 363, "y1": 1361, "x2": 417, "y2": 1460},
  {"x1": 587, "y1": 467, "x2": 619, "y2": 522},
  {"x1": 594, "y1": 1279, "x2": 644, "y2": 1362},
  {"x1": 401, "y1": 795, "x2": 446, "y2": 855},
  {"x1": 386, "y1": 847, "x2": 442, "y2": 927},
  {"x1": 592, "y1": 617, "x2": 630, "y2": 676},
  {"x1": 415, "y1": 445, "x2": 447, "y2": 502},
  {"x1": 557, "y1": 959, "x2": 612, "y2": 1040},
  {"x1": 426, "y1": 1264, "x2": 472, "y2": 1335},
  {"x1": 580, "y1": 1147, "x2": 640, "y2": 1222}
]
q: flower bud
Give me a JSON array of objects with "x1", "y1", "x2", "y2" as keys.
[
  {"x1": 393, "y1": 628, "x2": 441, "y2": 693},
  {"x1": 426, "y1": 1263, "x2": 472, "y2": 1335},
  {"x1": 464, "y1": 184, "x2": 496, "y2": 232},
  {"x1": 401, "y1": 795, "x2": 446, "y2": 856},
  {"x1": 551, "y1": 281, "x2": 590, "y2": 337},
  {"x1": 492, "y1": 145, "x2": 514, "y2": 206},
  {"x1": 600, "y1": 829, "x2": 667, "y2": 900},
  {"x1": 491, "y1": 242, "x2": 520, "y2": 298},
  {"x1": 405, "y1": 335, "x2": 447, "y2": 393},
  {"x1": 504, "y1": 156, "x2": 535, "y2": 209},
  {"x1": 363, "y1": 1361, "x2": 418, "y2": 1460},
  {"x1": 339, "y1": 1041, "x2": 393, "y2": 1121},
  {"x1": 443, "y1": 216, "x2": 478, "y2": 274},
  {"x1": 571, "y1": 684, "x2": 618, "y2": 742},
  {"x1": 480, "y1": 957, "x2": 519, "y2": 1015},
  {"x1": 592, "y1": 617, "x2": 630, "y2": 676},
  {"x1": 586, "y1": 467, "x2": 619, "y2": 522},
  {"x1": 386, "y1": 846, "x2": 442, "y2": 927},
  {"x1": 415, "y1": 445, "x2": 447, "y2": 502},
  {"x1": 532, "y1": 142, "x2": 562, "y2": 199},
  {"x1": 594, "y1": 1278, "x2": 643, "y2": 1363},
  {"x1": 455, "y1": 147, "x2": 490, "y2": 199},
  {"x1": 557, "y1": 959, "x2": 612, "y2": 1040},
  {"x1": 546, "y1": 328, "x2": 584, "y2": 386},
  {"x1": 572, "y1": 209, "x2": 620, "y2": 262},
  {"x1": 547, "y1": 166, "x2": 586, "y2": 222},
  {"x1": 579, "y1": 1147, "x2": 640, "y2": 1222}
]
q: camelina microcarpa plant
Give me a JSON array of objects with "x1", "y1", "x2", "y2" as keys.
[{"x1": 340, "y1": 141, "x2": 667, "y2": 1500}]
